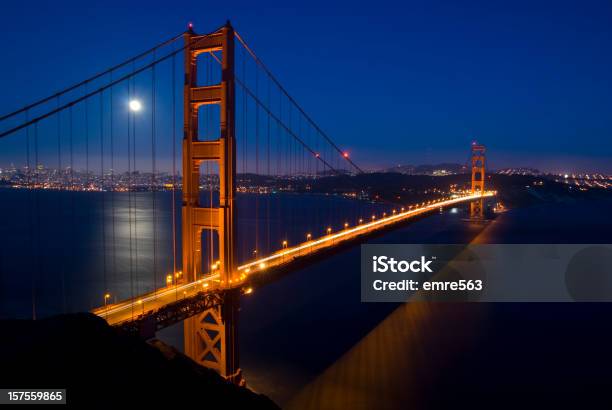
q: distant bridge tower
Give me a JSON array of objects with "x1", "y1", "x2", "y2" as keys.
[
  {"x1": 470, "y1": 142, "x2": 486, "y2": 218},
  {"x1": 182, "y1": 22, "x2": 242, "y2": 384}
]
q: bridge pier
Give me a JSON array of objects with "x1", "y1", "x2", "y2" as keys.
[{"x1": 184, "y1": 289, "x2": 242, "y2": 384}]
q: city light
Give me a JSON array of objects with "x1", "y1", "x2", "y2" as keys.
[{"x1": 129, "y1": 99, "x2": 142, "y2": 112}]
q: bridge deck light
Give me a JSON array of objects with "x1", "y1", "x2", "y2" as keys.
[{"x1": 259, "y1": 262, "x2": 266, "y2": 270}]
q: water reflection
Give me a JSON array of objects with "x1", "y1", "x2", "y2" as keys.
[{"x1": 0, "y1": 188, "x2": 391, "y2": 318}]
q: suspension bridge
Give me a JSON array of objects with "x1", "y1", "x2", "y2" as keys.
[{"x1": 0, "y1": 22, "x2": 494, "y2": 384}]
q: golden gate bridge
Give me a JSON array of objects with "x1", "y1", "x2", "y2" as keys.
[{"x1": 0, "y1": 21, "x2": 494, "y2": 384}]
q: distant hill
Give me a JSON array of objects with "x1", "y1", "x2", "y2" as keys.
[{"x1": 381, "y1": 163, "x2": 468, "y2": 175}]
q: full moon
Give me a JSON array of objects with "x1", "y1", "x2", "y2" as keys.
[{"x1": 129, "y1": 100, "x2": 142, "y2": 112}]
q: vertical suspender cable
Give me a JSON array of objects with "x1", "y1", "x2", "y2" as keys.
[
  {"x1": 254, "y1": 63, "x2": 259, "y2": 255},
  {"x1": 132, "y1": 64, "x2": 139, "y2": 299},
  {"x1": 25, "y1": 111, "x2": 35, "y2": 319},
  {"x1": 151, "y1": 55, "x2": 158, "y2": 293},
  {"x1": 57, "y1": 96, "x2": 66, "y2": 313},
  {"x1": 110, "y1": 72, "x2": 117, "y2": 287},
  {"x1": 127, "y1": 79, "x2": 134, "y2": 317},
  {"x1": 171, "y1": 52, "x2": 178, "y2": 288},
  {"x1": 100, "y1": 92, "x2": 108, "y2": 301},
  {"x1": 266, "y1": 76, "x2": 271, "y2": 253},
  {"x1": 33, "y1": 122, "x2": 40, "y2": 319}
]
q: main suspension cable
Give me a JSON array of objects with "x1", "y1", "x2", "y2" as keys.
[
  {"x1": 0, "y1": 24, "x2": 226, "y2": 139},
  {"x1": 0, "y1": 32, "x2": 185, "y2": 122},
  {"x1": 234, "y1": 31, "x2": 364, "y2": 174}
]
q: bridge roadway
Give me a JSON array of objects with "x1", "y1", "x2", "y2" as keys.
[{"x1": 92, "y1": 192, "x2": 495, "y2": 326}]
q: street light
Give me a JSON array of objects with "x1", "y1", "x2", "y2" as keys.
[{"x1": 282, "y1": 240, "x2": 288, "y2": 249}]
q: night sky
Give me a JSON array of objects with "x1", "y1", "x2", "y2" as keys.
[{"x1": 1, "y1": 0, "x2": 611, "y2": 172}]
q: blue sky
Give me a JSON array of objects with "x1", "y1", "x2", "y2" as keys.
[{"x1": 1, "y1": 0, "x2": 611, "y2": 172}]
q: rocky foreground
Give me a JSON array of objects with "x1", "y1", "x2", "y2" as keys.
[{"x1": 0, "y1": 313, "x2": 278, "y2": 408}]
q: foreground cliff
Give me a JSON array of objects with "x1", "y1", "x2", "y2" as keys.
[{"x1": 0, "y1": 313, "x2": 278, "y2": 408}]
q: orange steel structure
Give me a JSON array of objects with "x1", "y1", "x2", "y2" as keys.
[
  {"x1": 181, "y1": 22, "x2": 242, "y2": 384},
  {"x1": 470, "y1": 143, "x2": 486, "y2": 218}
]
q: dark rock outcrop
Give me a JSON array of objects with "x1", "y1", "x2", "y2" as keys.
[{"x1": 0, "y1": 313, "x2": 278, "y2": 409}]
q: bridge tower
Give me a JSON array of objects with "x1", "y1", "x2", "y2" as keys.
[
  {"x1": 182, "y1": 22, "x2": 242, "y2": 384},
  {"x1": 470, "y1": 143, "x2": 486, "y2": 218}
]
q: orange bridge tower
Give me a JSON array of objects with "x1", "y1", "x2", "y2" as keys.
[
  {"x1": 470, "y1": 142, "x2": 486, "y2": 218},
  {"x1": 182, "y1": 22, "x2": 242, "y2": 384}
]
